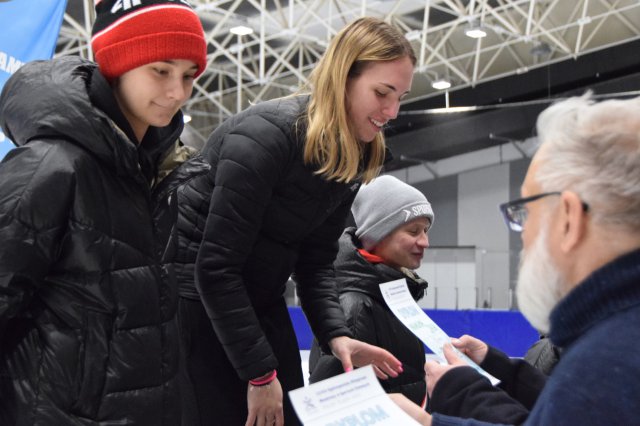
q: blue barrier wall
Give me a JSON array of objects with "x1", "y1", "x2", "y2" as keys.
[{"x1": 289, "y1": 307, "x2": 540, "y2": 358}]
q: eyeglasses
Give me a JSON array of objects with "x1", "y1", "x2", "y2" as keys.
[{"x1": 499, "y1": 191, "x2": 589, "y2": 232}]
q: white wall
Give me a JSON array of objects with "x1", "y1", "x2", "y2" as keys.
[
  {"x1": 458, "y1": 164, "x2": 511, "y2": 309},
  {"x1": 388, "y1": 140, "x2": 537, "y2": 310},
  {"x1": 416, "y1": 247, "x2": 476, "y2": 309}
]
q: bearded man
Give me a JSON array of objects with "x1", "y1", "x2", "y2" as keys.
[{"x1": 390, "y1": 93, "x2": 640, "y2": 426}]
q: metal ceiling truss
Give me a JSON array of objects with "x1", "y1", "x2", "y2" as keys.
[{"x1": 57, "y1": 0, "x2": 640, "y2": 144}]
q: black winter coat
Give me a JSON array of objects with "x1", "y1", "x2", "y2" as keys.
[
  {"x1": 0, "y1": 56, "x2": 183, "y2": 425},
  {"x1": 175, "y1": 95, "x2": 360, "y2": 381},
  {"x1": 308, "y1": 228, "x2": 428, "y2": 406},
  {"x1": 523, "y1": 336, "x2": 561, "y2": 375}
]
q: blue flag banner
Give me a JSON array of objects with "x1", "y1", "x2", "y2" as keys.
[{"x1": 0, "y1": 0, "x2": 68, "y2": 160}]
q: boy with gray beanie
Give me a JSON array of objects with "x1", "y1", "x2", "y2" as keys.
[
  {"x1": 309, "y1": 175, "x2": 434, "y2": 410},
  {"x1": 353, "y1": 175, "x2": 434, "y2": 251}
]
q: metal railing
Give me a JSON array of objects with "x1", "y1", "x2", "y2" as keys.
[{"x1": 285, "y1": 247, "x2": 522, "y2": 311}]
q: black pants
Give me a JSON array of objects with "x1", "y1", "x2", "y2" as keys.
[{"x1": 178, "y1": 297, "x2": 303, "y2": 426}]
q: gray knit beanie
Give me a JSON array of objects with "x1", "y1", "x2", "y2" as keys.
[{"x1": 352, "y1": 175, "x2": 434, "y2": 251}]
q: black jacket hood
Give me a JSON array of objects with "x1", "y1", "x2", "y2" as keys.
[{"x1": 0, "y1": 56, "x2": 182, "y2": 180}]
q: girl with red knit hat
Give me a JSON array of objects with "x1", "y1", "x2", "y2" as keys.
[{"x1": 0, "y1": 1, "x2": 207, "y2": 424}]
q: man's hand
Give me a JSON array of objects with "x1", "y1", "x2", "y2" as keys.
[
  {"x1": 246, "y1": 378, "x2": 284, "y2": 426},
  {"x1": 450, "y1": 334, "x2": 489, "y2": 365},
  {"x1": 425, "y1": 343, "x2": 467, "y2": 396},
  {"x1": 329, "y1": 336, "x2": 403, "y2": 379}
]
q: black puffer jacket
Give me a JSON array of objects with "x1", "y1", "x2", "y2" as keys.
[
  {"x1": 0, "y1": 56, "x2": 182, "y2": 425},
  {"x1": 175, "y1": 95, "x2": 360, "y2": 380},
  {"x1": 308, "y1": 228, "x2": 428, "y2": 406},
  {"x1": 523, "y1": 336, "x2": 561, "y2": 375}
]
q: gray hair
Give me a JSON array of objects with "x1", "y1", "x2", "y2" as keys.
[{"x1": 534, "y1": 93, "x2": 640, "y2": 230}]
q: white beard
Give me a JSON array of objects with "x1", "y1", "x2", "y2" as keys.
[{"x1": 516, "y1": 228, "x2": 565, "y2": 334}]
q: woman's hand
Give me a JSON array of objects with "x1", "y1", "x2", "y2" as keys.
[
  {"x1": 450, "y1": 334, "x2": 488, "y2": 365},
  {"x1": 329, "y1": 336, "x2": 403, "y2": 379},
  {"x1": 389, "y1": 393, "x2": 432, "y2": 425},
  {"x1": 245, "y1": 377, "x2": 284, "y2": 426}
]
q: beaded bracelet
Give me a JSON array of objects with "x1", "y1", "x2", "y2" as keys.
[{"x1": 249, "y1": 369, "x2": 277, "y2": 387}]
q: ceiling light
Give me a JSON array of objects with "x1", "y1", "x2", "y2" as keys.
[
  {"x1": 431, "y1": 79, "x2": 451, "y2": 90},
  {"x1": 427, "y1": 106, "x2": 478, "y2": 114},
  {"x1": 405, "y1": 30, "x2": 421, "y2": 41},
  {"x1": 464, "y1": 21, "x2": 487, "y2": 39},
  {"x1": 230, "y1": 25, "x2": 253, "y2": 36}
]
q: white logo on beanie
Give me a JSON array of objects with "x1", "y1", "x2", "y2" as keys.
[
  {"x1": 110, "y1": 0, "x2": 191, "y2": 13},
  {"x1": 412, "y1": 204, "x2": 432, "y2": 217},
  {"x1": 402, "y1": 204, "x2": 431, "y2": 222},
  {"x1": 110, "y1": 0, "x2": 142, "y2": 13}
]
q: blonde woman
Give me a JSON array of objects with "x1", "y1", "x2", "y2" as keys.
[{"x1": 175, "y1": 17, "x2": 416, "y2": 425}]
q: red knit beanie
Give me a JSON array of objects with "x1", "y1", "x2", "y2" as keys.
[{"x1": 91, "y1": 0, "x2": 207, "y2": 80}]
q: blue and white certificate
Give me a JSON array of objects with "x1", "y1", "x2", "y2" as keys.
[
  {"x1": 289, "y1": 365, "x2": 421, "y2": 425},
  {"x1": 380, "y1": 279, "x2": 500, "y2": 385}
]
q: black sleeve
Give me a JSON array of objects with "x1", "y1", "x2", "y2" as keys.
[
  {"x1": 195, "y1": 115, "x2": 291, "y2": 381},
  {"x1": 0, "y1": 143, "x2": 71, "y2": 342},
  {"x1": 430, "y1": 366, "x2": 529, "y2": 425},
  {"x1": 481, "y1": 346, "x2": 547, "y2": 410},
  {"x1": 293, "y1": 192, "x2": 356, "y2": 347}
]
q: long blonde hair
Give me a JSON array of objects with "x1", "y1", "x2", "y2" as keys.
[{"x1": 302, "y1": 17, "x2": 416, "y2": 183}]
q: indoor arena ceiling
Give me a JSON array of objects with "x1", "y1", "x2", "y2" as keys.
[{"x1": 57, "y1": 0, "x2": 640, "y2": 169}]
